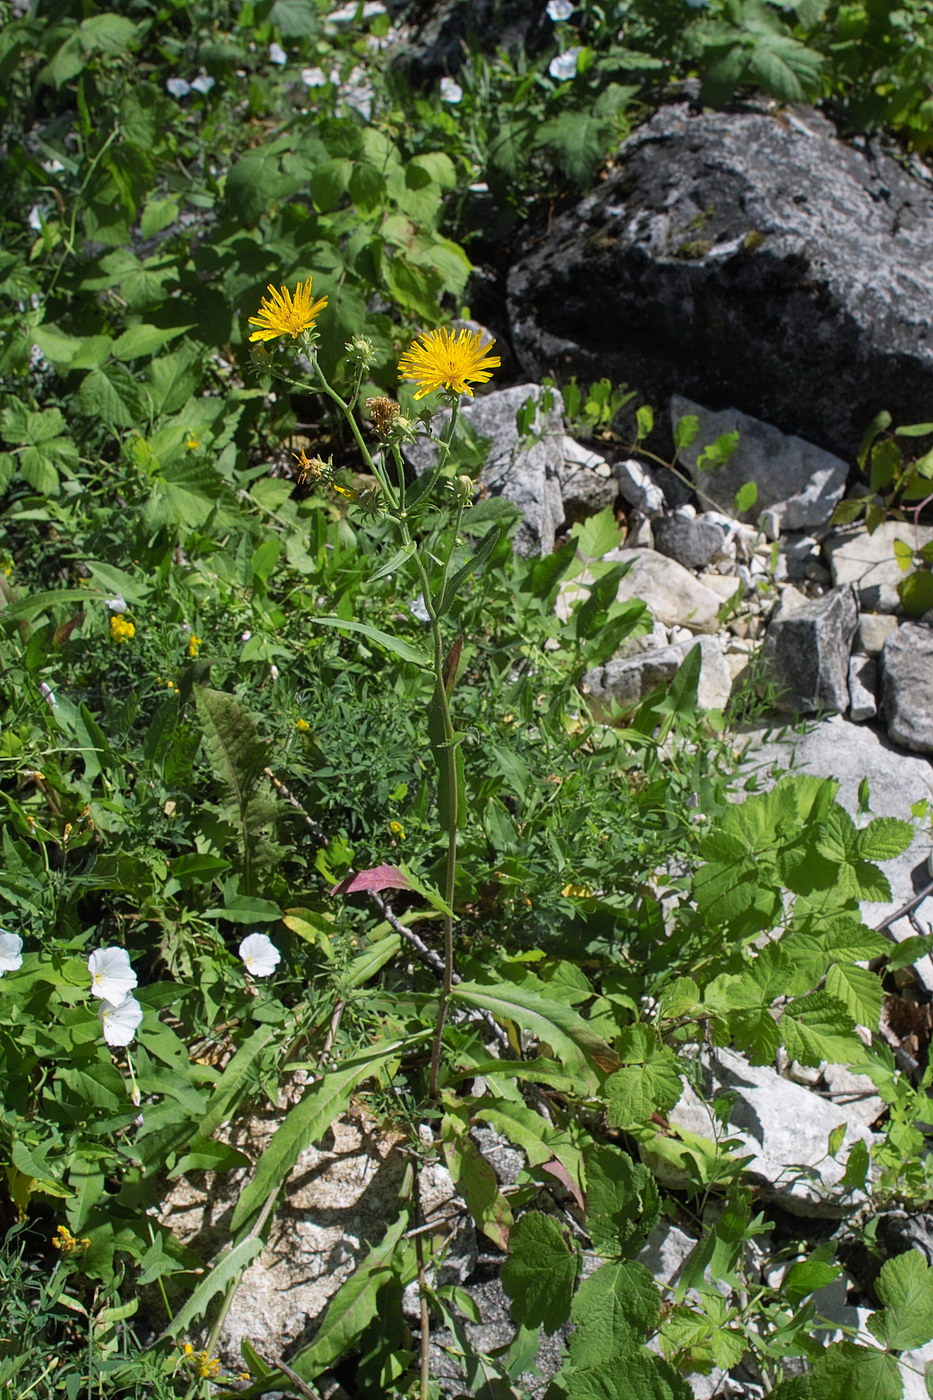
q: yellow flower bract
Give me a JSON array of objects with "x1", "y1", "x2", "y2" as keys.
[
  {"x1": 248, "y1": 278, "x2": 328, "y2": 343},
  {"x1": 398, "y1": 327, "x2": 501, "y2": 400}
]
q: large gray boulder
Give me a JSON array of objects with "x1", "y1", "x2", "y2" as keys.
[{"x1": 507, "y1": 103, "x2": 933, "y2": 459}]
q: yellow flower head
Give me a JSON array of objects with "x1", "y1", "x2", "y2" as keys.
[
  {"x1": 398, "y1": 327, "x2": 501, "y2": 401},
  {"x1": 110, "y1": 614, "x2": 135, "y2": 643},
  {"x1": 52, "y1": 1224, "x2": 90, "y2": 1253},
  {"x1": 187, "y1": 634, "x2": 202, "y2": 658},
  {"x1": 388, "y1": 820, "x2": 406, "y2": 839},
  {"x1": 295, "y1": 718, "x2": 310, "y2": 733},
  {"x1": 248, "y1": 278, "x2": 328, "y2": 343}
]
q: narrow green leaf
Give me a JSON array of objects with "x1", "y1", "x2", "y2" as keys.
[
  {"x1": 436, "y1": 526, "x2": 501, "y2": 615},
  {"x1": 285, "y1": 1213, "x2": 414, "y2": 1381},
  {"x1": 314, "y1": 615, "x2": 431, "y2": 667},
  {"x1": 442, "y1": 1109, "x2": 514, "y2": 1251},
  {"x1": 369, "y1": 541, "x2": 415, "y2": 582},
  {"x1": 230, "y1": 1041, "x2": 408, "y2": 1231},
  {"x1": 199, "y1": 1024, "x2": 280, "y2": 1139},
  {"x1": 162, "y1": 1237, "x2": 264, "y2": 1338}
]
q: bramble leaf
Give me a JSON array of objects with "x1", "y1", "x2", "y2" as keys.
[
  {"x1": 868, "y1": 1250, "x2": 933, "y2": 1351},
  {"x1": 501, "y1": 1212, "x2": 578, "y2": 1335}
]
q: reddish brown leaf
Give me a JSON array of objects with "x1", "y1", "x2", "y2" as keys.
[{"x1": 330, "y1": 865, "x2": 411, "y2": 897}]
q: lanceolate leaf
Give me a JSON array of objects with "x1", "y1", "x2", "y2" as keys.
[
  {"x1": 230, "y1": 1040, "x2": 408, "y2": 1231},
  {"x1": 162, "y1": 1236, "x2": 264, "y2": 1338},
  {"x1": 450, "y1": 981, "x2": 617, "y2": 1081},
  {"x1": 314, "y1": 615, "x2": 432, "y2": 667},
  {"x1": 287, "y1": 1214, "x2": 414, "y2": 1380},
  {"x1": 442, "y1": 1108, "x2": 514, "y2": 1251}
]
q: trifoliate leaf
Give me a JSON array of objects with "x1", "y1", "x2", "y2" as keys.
[{"x1": 501, "y1": 1212, "x2": 578, "y2": 1335}]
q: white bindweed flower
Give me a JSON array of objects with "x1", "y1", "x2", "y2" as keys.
[
  {"x1": 439, "y1": 77, "x2": 463, "y2": 103},
  {"x1": 301, "y1": 66, "x2": 331, "y2": 87},
  {"x1": 191, "y1": 73, "x2": 215, "y2": 93},
  {"x1": 548, "y1": 48, "x2": 581, "y2": 80},
  {"x1": 39, "y1": 681, "x2": 57, "y2": 708},
  {"x1": 239, "y1": 932, "x2": 281, "y2": 978},
  {"x1": 166, "y1": 77, "x2": 191, "y2": 98},
  {"x1": 0, "y1": 932, "x2": 23, "y2": 975},
  {"x1": 269, "y1": 42, "x2": 288, "y2": 65},
  {"x1": 99, "y1": 994, "x2": 143, "y2": 1047},
  {"x1": 28, "y1": 206, "x2": 43, "y2": 231},
  {"x1": 547, "y1": 0, "x2": 574, "y2": 19},
  {"x1": 88, "y1": 947, "x2": 137, "y2": 1002},
  {"x1": 106, "y1": 595, "x2": 128, "y2": 613}
]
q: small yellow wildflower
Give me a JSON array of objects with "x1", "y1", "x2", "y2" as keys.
[
  {"x1": 388, "y1": 820, "x2": 406, "y2": 839},
  {"x1": 295, "y1": 718, "x2": 311, "y2": 733},
  {"x1": 180, "y1": 1342, "x2": 222, "y2": 1378},
  {"x1": 187, "y1": 634, "x2": 202, "y2": 658},
  {"x1": 398, "y1": 326, "x2": 501, "y2": 400},
  {"x1": 248, "y1": 278, "x2": 328, "y2": 343},
  {"x1": 109, "y1": 614, "x2": 135, "y2": 643},
  {"x1": 561, "y1": 882, "x2": 593, "y2": 899},
  {"x1": 52, "y1": 1225, "x2": 90, "y2": 1253},
  {"x1": 185, "y1": 432, "x2": 200, "y2": 450}
]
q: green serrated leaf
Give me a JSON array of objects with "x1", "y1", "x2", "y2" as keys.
[
  {"x1": 825, "y1": 963, "x2": 882, "y2": 1029},
  {"x1": 869, "y1": 1250, "x2": 933, "y2": 1351},
  {"x1": 779, "y1": 992, "x2": 857, "y2": 1067},
  {"x1": 231, "y1": 1040, "x2": 408, "y2": 1232},
  {"x1": 605, "y1": 1025, "x2": 682, "y2": 1127},
  {"x1": 584, "y1": 1145, "x2": 661, "y2": 1259},
  {"x1": 501, "y1": 1212, "x2": 578, "y2": 1335}
]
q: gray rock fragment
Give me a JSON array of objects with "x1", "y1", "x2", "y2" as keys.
[
  {"x1": 848, "y1": 653, "x2": 879, "y2": 723},
  {"x1": 616, "y1": 457, "x2": 665, "y2": 515},
  {"x1": 603, "y1": 547, "x2": 726, "y2": 633},
  {"x1": 826, "y1": 522, "x2": 933, "y2": 613},
  {"x1": 670, "y1": 1048, "x2": 879, "y2": 1216},
  {"x1": 671, "y1": 396, "x2": 848, "y2": 531},
  {"x1": 653, "y1": 506, "x2": 728, "y2": 569},
  {"x1": 403, "y1": 383, "x2": 564, "y2": 557},
  {"x1": 762, "y1": 585, "x2": 857, "y2": 713},
  {"x1": 584, "y1": 634, "x2": 732, "y2": 715},
  {"x1": 507, "y1": 102, "x2": 933, "y2": 458},
  {"x1": 881, "y1": 622, "x2": 933, "y2": 754},
  {"x1": 557, "y1": 435, "x2": 618, "y2": 520},
  {"x1": 858, "y1": 612, "x2": 900, "y2": 655}
]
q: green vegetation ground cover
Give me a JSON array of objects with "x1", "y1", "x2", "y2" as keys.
[{"x1": 3, "y1": 1, "x2": 933, "y2": 1397}]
